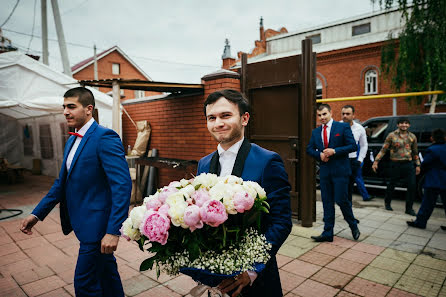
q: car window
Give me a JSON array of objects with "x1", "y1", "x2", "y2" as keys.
[{"x1": 364, "y1": 120, "x2": 389, "y2": 143}]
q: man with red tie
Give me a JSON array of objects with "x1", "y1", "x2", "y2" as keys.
[
  {"x1": 20, "y1": 87, "x2": 131, "y2": 296},
  {"x1": 306, "y1": 104, "x2": 360, "y2": 242}
]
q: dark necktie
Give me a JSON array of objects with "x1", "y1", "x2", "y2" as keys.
[
  {"x1": 68, "y1": 132, "x2": 83, "y2": 138},
  {"x1": 323, "y1": 125, "x2": 328, "y2": 149}
]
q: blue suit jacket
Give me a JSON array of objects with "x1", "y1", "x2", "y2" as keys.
[
  {"x1": 197, "y1": 140, "x2": 292, "y2": 296},
  {"x1": 32, "y1": 121, "x2": 132, "y2": 243},
  {"x1": 422, "y1": 142, "x2": 446, "y2": 190},
  {"x1": 306, "y1": 121, "x2": 357, "y2": 177}
]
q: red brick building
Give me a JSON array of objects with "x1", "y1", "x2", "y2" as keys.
[
  {"x1": 72, "y1": 46, "x2": 160, "y2": 100},
  {"x1": 226, "y1": 8, "x2": 445, "y2": 122}
]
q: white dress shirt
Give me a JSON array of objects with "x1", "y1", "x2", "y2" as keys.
[
  {"x1": 217, "y1": 138, "x2": 244, "y2": 177},
  {"x1": 66, "y1": 118, "x2": 95, "y2": 170},
  {"x1": 342, "y1": 121, "x2": 368, "y2": 162}
]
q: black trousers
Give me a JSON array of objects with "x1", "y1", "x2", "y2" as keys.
[
  {"x1": 348, "y1": 158, "x2": 361, "y2": 203},
  {"x1": 385, "y1": 161, "x2": 416, "y2": 211}
]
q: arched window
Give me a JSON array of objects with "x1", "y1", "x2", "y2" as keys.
[
  {"x1": 365, "y1": 70, "x2": 378, "y2": 94},
  {"x1": 316, "y1": 77, "x2": 323, "y2": 99}
]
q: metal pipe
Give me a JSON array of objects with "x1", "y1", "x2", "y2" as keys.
[
  {"x1": 393, "y1": 97, "x2": 397, "y2": 116},
  {"x1": 51, "y1": 0, "x2": 72, "y2": 76},
  {"x1": 317, "y1": 90, "x2": 444, "y2": 103},
  {"x1": 41, "y1": 0, "x2": 48, "y2": 65}
]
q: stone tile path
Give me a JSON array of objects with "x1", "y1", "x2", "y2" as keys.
[{"x1": 1, "y1": 173, "x2": 445, "y2": 296}]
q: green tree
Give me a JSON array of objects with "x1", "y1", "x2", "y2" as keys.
[{"x1": 374, "y1": 0, "x2": 446, "y2": 111}]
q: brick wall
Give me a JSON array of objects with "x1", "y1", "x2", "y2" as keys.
[
  {"x1": 122, "y1": 71, "x2": 241, "y2": 187},
  {"x1": 73, "y1": 50, "x2": 160, "y2": 99},
  {"x1": 317, "y1": 42, "x2": 426, "y2": 122}
]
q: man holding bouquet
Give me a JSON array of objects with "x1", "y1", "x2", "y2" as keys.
[
  {"x1": 20, "y1": 87, "x2": 132, "y2": 297},
  {"x1": 197, "y1": 89, "x2": 292, "y2": 297}
]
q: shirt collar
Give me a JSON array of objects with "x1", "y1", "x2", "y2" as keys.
[
  {"x1": 217, "y1": 138, "x2": 244, "y2": 156},
  {"x1": 324, "y1": 118, "x2": 333, "y2": 128},
  {"x1": 75, "y1": 118, "x2": 95, "y2": 136}
]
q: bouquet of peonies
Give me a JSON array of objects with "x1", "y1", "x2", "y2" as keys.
[{"x1": 120, "y1": 173, "x2": 272, "y2": 287}]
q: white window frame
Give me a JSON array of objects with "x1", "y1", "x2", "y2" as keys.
[
  {"x1": 316, "y1": 78, "x2": 323, "y2": 99},
  {"x1": 134, "y1": 90, "x2": 145, "y2": 99},
  {"x1": 364, "y1": 70, "x2": 378, "y2": 95},
  {"x1": 112, "y1": 63, "x2": 120, "y2": 75}
]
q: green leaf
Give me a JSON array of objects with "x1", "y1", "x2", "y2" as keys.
[
  {"x1": 194, "y1": 184, "x2": 202, "y2": 190},
  {"x1": 139, "y1": 256, "x2": 157, "y2": 271},
  {"x1": 137, "y1": 237, "x2": 145, "y2": 251}
]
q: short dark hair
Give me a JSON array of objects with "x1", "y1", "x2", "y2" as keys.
[
  {"x1": 317, "y1": 103, "x2": 331, "y2": 112},
  {"x1": 203, "y1": 89, "x2": 250, "y2": 116},
  {"x1": 397, "y1": 116, "x2": 410, "y2": 124},
  {"x1": 64, "y1": 87, "x2": 95, "y2": 108},
  {"x1": 342, "y1": 105, "x2": 355, "y2": 113},
  {"x1": 432, "y1": 128, "x2": 445, "y2": 143}
]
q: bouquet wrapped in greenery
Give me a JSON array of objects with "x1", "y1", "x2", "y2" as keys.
[{"x1": 120, "y1": 173, "x2": 271, "y2": 287}]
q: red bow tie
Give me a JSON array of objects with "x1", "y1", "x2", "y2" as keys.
[{"x1": 68, "y1": 132, "x2": 83, "y2": 138}]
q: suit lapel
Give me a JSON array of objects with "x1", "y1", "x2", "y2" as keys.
[
  {"x1": 316, "y1": 126, "x2": 324, "y2": 150},
  {"x1": 328, "y1": 121, "x2": 337, "y2": 148},
  {"x1": 231, "y1": 138, "x2": 251, "y2": 177},
  {"x1": 209, "y1": 151, "x2": 220, "y2": 175},
  {"x1": 67, "y1": 121, "x2": 98, "y2": 179}
]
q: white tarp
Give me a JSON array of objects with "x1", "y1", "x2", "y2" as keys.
[{"x1": 0, "y1": 51, "x2": 115, "y2": 177}]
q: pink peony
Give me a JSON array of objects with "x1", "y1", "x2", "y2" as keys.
[
  {"x1": 192, "y1": 188, "x2": 211, "y2": 207},
  {"x1": 233, "y1": 191, "x2": 255, "y2": 213},
  {"x1": 158, "y1": 187, "x2": 179, "y2": 203},
  {"x1": 146, "y1": 197, "x2": 162, "y2": 211},
  {"x1": 140, "y1": 210, "x2": 170, "y2": 245},
  {"x1": 158, "y1": 204, "x2": 170, "y2": 217},
  {"x1": 200, "y1": 200, "x2": 228, "y2": 227},
  {"x1": 183, "y1": 205, "x2": 203, "y2": 231}
]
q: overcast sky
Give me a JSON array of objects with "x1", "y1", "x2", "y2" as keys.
[{"x1": 1, "y1": 0, "x2": 383, "y2": 83}]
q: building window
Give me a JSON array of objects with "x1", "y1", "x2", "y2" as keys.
[
  {"x1": 60, "y1": 122, "x2": 70, "y2": 152},
  {"x1": 39, "y1": 124, "x2": 53, "y2": 159},
  {"x1": 352, "y1": 23, "x2": 371, "y2": 36},
  {"x1": 365, "y1": 70, "x2": 378, "y2": 94},
  {"x1": 23, "y1": 125, "x2": 33, "y2": 156},
  {"x1": 112, "y1": 63, "x2": 120, "y2": 75},
  {"x1": 316, "y1": 78, "x2": 323, "y2": 99},
  {"x1": 307, "y1": 34, "x2": 321, "y2": 45},
  {"x1": 134, "y1": 90, "x2": 145, "y2": 98}
]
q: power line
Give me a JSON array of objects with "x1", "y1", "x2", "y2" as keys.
[
  {"x1": 61, "y1": 0, "x2": 90, "y2": 16},
  {"x1": 2, "y1": 28, "x2": 217, "y2": 68},
  {"x1": 1, "y1": 0, "x2": 20, "y2": 28},
  {"x1": 26, "y1": 0, "x2": 37, "y2": 53}
]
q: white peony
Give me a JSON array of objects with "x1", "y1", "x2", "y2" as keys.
[
  {"x1": 179, "y1": 184, "x2": 195, "y2": 198},
  {"x1": 180, "y1": 178, "x2": 190, "y2": 187},
  {"x1": 122, "y1": 217, "x2": 141, "y2": 241},
  {"x1": 218, "y1": 175, "x2": 243, "y2": 185},
  {"x1": 129, "y1": 205, "x2": 146, "y2": 228},
  {"x1": 243, "y1": 181, "x2": 266, "y2": 198},
  {"x1": 192, "y1": 173, "x2": 219, "y2": 189},
  {"x1": 166, "y1": 192, "x2": 188, "y2": 209},
  {"x1": 168, "y1": 205, "x2": 188, "y2": 228}
]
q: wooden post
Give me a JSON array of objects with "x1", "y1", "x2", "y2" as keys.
[
  {"x1": 112, "y1": 80, "x2": 121, "y2": 137},
  {"x1": 299, "y1": 39, "x2": 316, "y2": 227}
]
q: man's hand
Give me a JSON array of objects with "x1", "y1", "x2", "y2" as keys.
[
  {"x1": 218, "y1": 271, "x2": 250, "y2": 297},
  {"x1": 372, "y1": 161, "x2": 378, "y2": 173},
  {"x1": 323, "y1": 148, "x2": 335, "y2": 157},
  {"x1": 20, "y1": 215, "x2": 38, "y2": 235},
  {"x1": 320, "y1": 152, "x2": 329, "y2": 162},
  {"x1": 415, "y1": 166, "x2": 420, "y2": 175},
  {"x1": 101, "y1": 234, "x2": 119, "y2": 254}
]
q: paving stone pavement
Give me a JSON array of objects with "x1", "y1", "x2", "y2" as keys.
[{"x1": 1, "y1": 173, "x2": 446, "y2": 297}]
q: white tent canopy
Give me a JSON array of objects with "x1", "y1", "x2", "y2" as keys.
[{"x1": 0, "y1": 51, "x2": 115, "y2": 177}]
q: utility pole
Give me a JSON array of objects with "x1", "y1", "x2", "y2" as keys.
[
  {"x1": 50, "y1": 0, "x2": 72, "y2": 76},
  {"x1": 41, "y1": 0, "x2": 49, "y2": 65}
]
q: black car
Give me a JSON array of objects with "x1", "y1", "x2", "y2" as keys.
[{"x1": 361, "y1": 113, "x2": 446, "y2": 198}]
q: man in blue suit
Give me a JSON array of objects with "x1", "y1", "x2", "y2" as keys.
[
  {"x1": 20, "y1": 87, "x2": 131, "y2": 297},
  {"x1": 306, "y1": 104, "x2": 360, "y2": 242},
  {"x1": 197, "y1": 89, "x2": 292, "y2": 297},
  {"x1": 407, "y1": 128, "x2": 446, "y2": 230}
]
